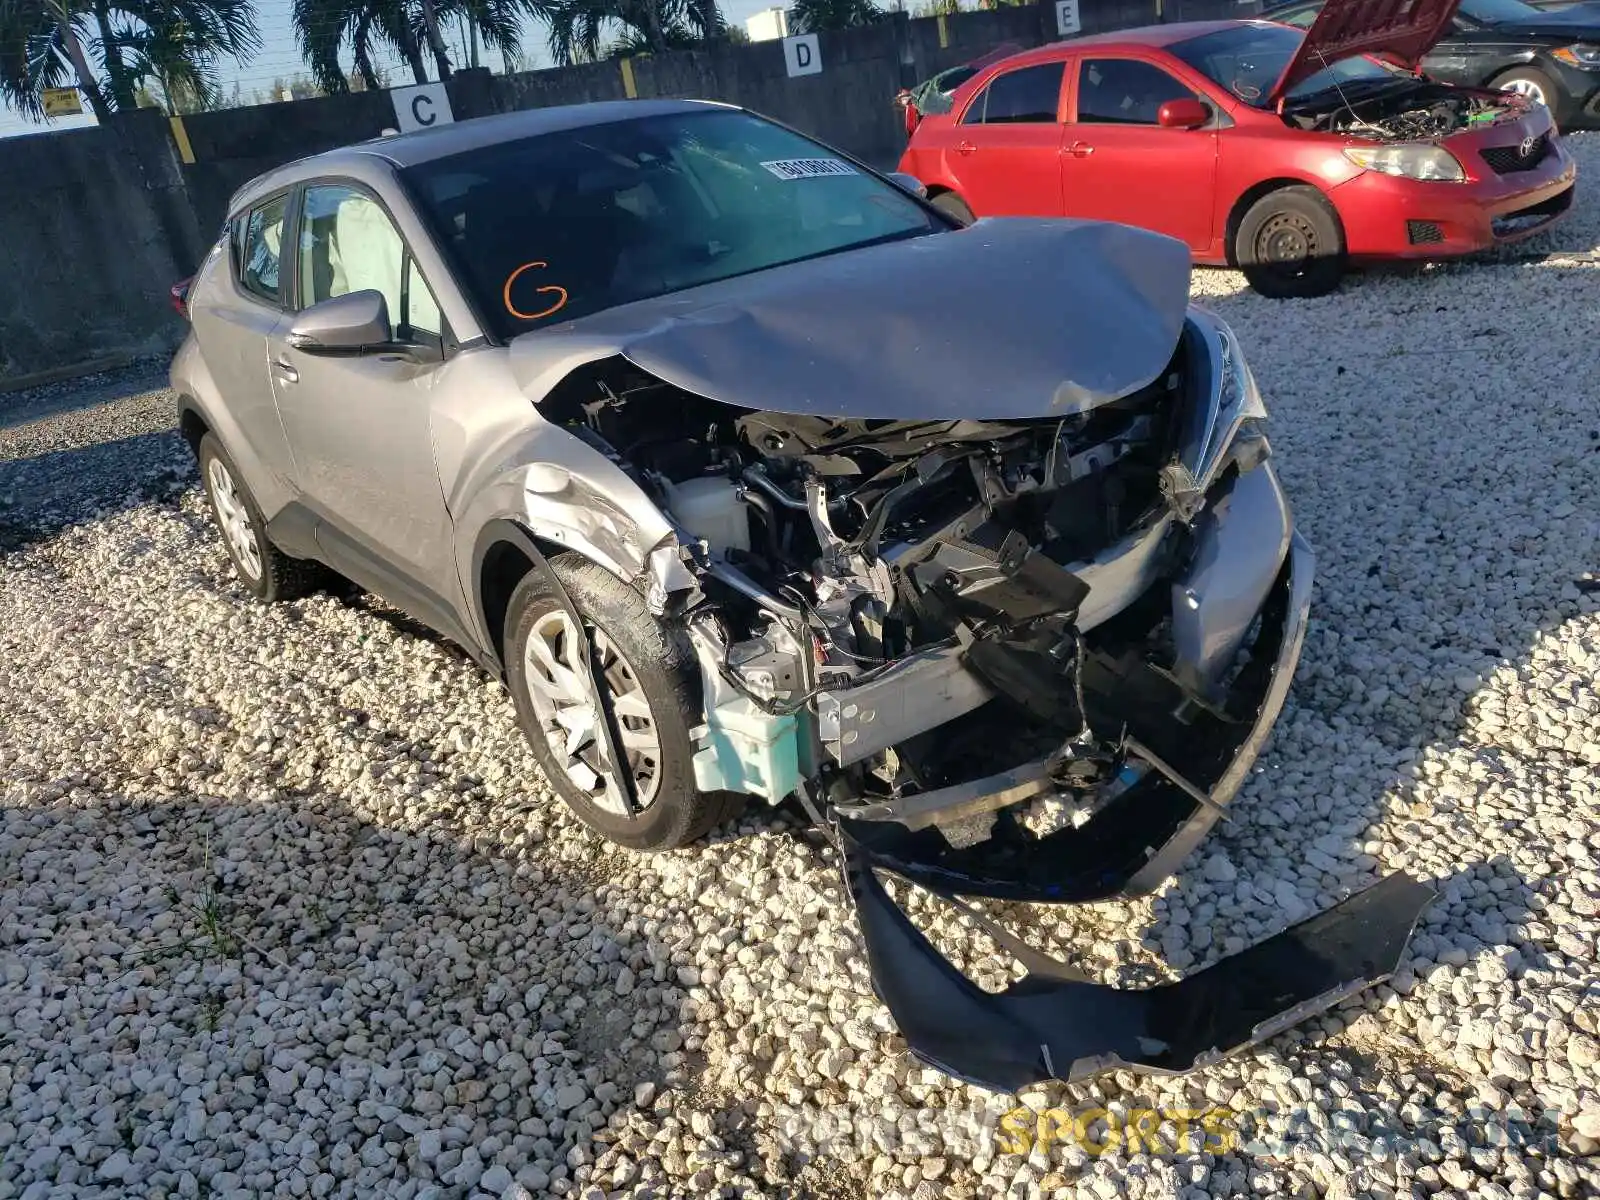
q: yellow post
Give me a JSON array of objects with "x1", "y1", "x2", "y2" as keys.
[
  {"x1": 169, "y1": 115, "x2": 196, "y2": 165},
  {"x1": 937, "y1": 13, "x2": 949, "y2": 48},
  {"x1": 620, "y1": 57, "x2": 638, "y2": 99}
]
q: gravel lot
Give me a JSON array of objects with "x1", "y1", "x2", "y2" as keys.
[{"x1": 4, "y1": 141, "x2": 1600, "y2": 1200}]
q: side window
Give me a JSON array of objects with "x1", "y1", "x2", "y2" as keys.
[
  {"x1": 298, "y1": 183, "x2": 442, "y2": 340},
  {"x1": 1077, "y1": 59, "x2": 1198, "y2": 125},
  {"x1": 238, "y1": 195, "x2": 288, "y2": 304},
  {"x1": 961, "y1": 62, "x2": 1065, "y2": 125}
]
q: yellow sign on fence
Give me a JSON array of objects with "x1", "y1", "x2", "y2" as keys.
[{"x1": 42, "y1": 88, "x2": 83, "y2": 117}]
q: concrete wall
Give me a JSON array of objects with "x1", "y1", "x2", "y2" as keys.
[
  {"x1": 0, "y1": 0, "x2": 1251, "y2": 390},
  {"x1": 0, "y1": 108, "x2": 205, "y2": 388},
  {"x1": 631, "y1": 22, "x2": 910, "y2": 169}
]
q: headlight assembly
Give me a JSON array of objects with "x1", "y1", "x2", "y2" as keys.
[
  {"x1": 1218, "y1": 323, "x2": 1268, "y2": 424},
  {"x1": 1343, "y1": 143, "x2": 1466, "y2": 182},
  {"x1": 1554, "y1": 43, "x2": 1600, "y2": 68}
]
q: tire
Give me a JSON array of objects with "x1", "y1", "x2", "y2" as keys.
[
  {"x1": 1234, "y1": 185, "x2": 1347, "y2": 299},
  {"x1": 931, "y1": 191, "x2": 976, "y2": 226},
  {"x1": 504, "y1": 555, "x2": 742, "y2": 851},
  {"x1": 196, "y1": 433, "x2": 320, "y2": 603},
  {"x1": 1491, "y1": 66, "x2": 1557, "y2": 119}
]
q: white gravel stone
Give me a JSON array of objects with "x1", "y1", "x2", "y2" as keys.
[{"x1": 4, "y1": 141, "x2": 1600, "y2": 1200}]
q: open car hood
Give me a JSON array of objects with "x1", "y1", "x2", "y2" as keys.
[
  {"x1": 510, "y1": 219, "x2": 1192, "y2": 422},
  {"x1": 1272, "y1": 0, "x2": 1463, "y2": 102}
]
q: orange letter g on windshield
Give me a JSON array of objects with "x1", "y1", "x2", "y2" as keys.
[{"x1": 503, "y1": 261, "x2": 568, "y2": 321}]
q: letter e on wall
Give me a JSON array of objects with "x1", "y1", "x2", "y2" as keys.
[
  {"x1": 1056, "y1": 0, "x2": 1081, "y2": 35},
  {"x1": 784, "y1": 34, "x2": 822, "y2": 78},
  {"x1": 392, "y1": 82, "x2": 455, "y2": 134}
]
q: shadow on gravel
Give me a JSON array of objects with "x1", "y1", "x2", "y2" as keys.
[
  {"x1": 0, "y1": 782, "x2": 753, "y2": 1196},
  {"x1": 0, "y1": 430, "x2": 192, "y2": 557}
]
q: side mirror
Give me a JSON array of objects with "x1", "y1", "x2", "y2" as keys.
[
  {"x1": 887, "y1": 171, "x2": 929, "y2": 199},
  {"x1": 286, "y1": 290, "x2": 392, "y2": 353},
  {"x1": 1157, "y1": 98, "x2": 1212, "y2": 129}
]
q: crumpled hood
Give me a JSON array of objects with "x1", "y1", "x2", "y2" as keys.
[
  {"x1": 509, "y1": 219, "x2": 1192, "y2": 422},
  {"x1": 1273, "y1": 0, "x2": 1462, "y2": 100}
]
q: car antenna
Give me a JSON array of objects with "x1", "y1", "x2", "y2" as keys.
[{"x1": 1305, "y1": 44, "x2": 1362, "y2": 129}]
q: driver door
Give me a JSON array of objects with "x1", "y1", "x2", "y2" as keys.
[{"x1": 268, "y1": 180, "x2": 459, "y2": 626}]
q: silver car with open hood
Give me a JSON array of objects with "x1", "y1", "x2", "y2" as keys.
[{"x1": 171, "y1": 99, "x2": 1432, "y2": 1092}]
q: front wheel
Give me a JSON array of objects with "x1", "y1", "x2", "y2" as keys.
[
  {"x1": 1492, "y1": 67, "x2": 1557, "y2": 117},
  {"x1": 504, "y1": 555, "x2": 742, "y2": 851},
  {"x1": 1234, "y1": 186, "x2": 1346, "y2": 299}
]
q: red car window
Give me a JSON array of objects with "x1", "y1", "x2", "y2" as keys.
[
  {"x1": 961, "y1": 62, "x2": 1066, "y2": 126},
  {"x1": 1076, "y1": 59, "x2": 1198, "y2": 125}
]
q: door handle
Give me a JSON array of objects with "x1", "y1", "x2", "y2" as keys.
[
  {"x1": 273, "y1": 357, "x2": 299, "y2": 384},
  {"x1": 1066, "y1": 142, "x2": 1095, "y2": 158},
  {"x1": 956, "y1": 141, "x2": 977, "y2": 155}
]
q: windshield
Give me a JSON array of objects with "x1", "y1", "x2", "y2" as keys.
[
  {"x1": 402, "y1": 109, "x2": 943, "y2": 341},
  {"x1": 1459, "y1": 0, "x2": 1540, "y2": 22},
  {"x1": 1171, "y1": 23, "x2": 1404, "y2": 107}
]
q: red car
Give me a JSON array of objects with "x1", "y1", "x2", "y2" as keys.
[{"x1": 898, "y1": 0, "x2": 1577, "y2": 296}]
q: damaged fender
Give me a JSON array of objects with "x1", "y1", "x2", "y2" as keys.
[{"x1": 843, "y1": 832, "x2": 1435, "y2": 1091}]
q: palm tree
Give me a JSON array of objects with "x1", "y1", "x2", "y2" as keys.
[
  {"x1": 787, "y1": 0, "x2": 880, "y2": 32},
  {"x1": 0, "y1": 0, "x2": 115, "y2": 119},
  {"x1": 293, "y1": 0, "x2": 428, "y2": 90},
  {"x1": 545, "y1": 0, "x2": 722, "y2": 65},
  {"x1": 293, "y1": 0, "x2": 540, "y2": 94},
  {"x1": 0, "y1": 0, "x2": 259, "y2": 120}
]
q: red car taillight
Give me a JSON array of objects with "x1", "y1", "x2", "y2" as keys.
[{"x1": 171, "y1": 277, "x2": 193, "y2": 321}]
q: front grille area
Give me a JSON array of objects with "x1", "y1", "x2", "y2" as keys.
[
  {"x1": 1407, "y1": 220, "x2": 1445, "y2": 245},
  {"x1": 1491, "y1": 184, "x2": 1575, "y2": 238},
  {"x1": 1481, "y1": 132, "x2": 1551, "y2": 175}
]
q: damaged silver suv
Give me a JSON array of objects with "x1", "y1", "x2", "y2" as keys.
[{"x1": 173, "y1": 99, "x2": 1431, "y2": 1089}]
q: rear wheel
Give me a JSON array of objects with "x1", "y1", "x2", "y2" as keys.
[
  {"x1": 1234, "y1": 186, "x2": 1346, "y2": 299},
  {"x1": 1492, "y1": 66, "x2": 1556, "y2": 117},
  {"x1": 931, "y1": 191, "x2": 976, "y2": 226},
  {"x1": 504, "y1": 555, "x2": 742, "y2": 851},
  {"x1": 196, "y1": 433, "x2": 319, "y2": 602}
]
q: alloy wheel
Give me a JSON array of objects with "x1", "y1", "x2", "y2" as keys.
[
  {"x1": 1500, "y1": 78, "x2": 1546, "y2": 107},
  {"x1": 522, "y1": 608, "x2": 662, "y2": 816},
  {"x1": 207, "y1": 458, "x2": 263, "y2": 581}
]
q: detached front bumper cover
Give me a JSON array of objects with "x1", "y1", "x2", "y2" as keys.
[
  {"x1": 829, "y1": 526, "x2": 1435, "y2": 1091},
  {"x1": 845, "y1": 836, "x2": 1434, "y2": 1092}
]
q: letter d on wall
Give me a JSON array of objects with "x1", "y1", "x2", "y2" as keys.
[
  {"x1": 784, "y1": 34, "x2": 822, "y2": 78},
  {"x1": 392, "y1": 82, "x2": 455, "y2": 134}
]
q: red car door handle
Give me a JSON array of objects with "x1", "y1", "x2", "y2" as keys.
[
  {"x1": 957, "y1": 141, "x2": 977, "y2": 155},
  {"x1": 1067, "y1": 142, "x2": 1094, "y2": 158}
]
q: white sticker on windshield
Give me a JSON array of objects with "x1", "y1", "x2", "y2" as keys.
[{"x1": 760, "y1": 158, "x2": 858, "y2": 181}]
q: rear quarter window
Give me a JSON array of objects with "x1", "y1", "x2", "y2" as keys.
[{"x1": 232, "y1": 194, "x2": 290, "y2": 306}]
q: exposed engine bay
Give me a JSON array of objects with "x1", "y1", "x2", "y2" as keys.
[
  {"x1": 1286, "y1": 82, "x2": 1527, "y2": 139},
  {"x1": 542, "y1": 349, "x2": 1187, "y2": 852}
]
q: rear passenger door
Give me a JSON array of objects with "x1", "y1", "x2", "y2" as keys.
[
  {"x1": 188, "y1": 190, "x2": 301, "y2": 504},
  {"x1": 1061, "y1": 56, "x2": 1220, "y2": 252},
  {"x1": 947, "y1": 60, "x2": 1068, "y2": 217}
]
